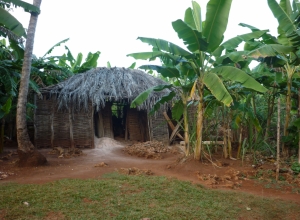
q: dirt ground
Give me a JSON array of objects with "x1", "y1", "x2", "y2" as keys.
[{"x1": 1, "y1": 137, "x2": 300, "y2": 204}]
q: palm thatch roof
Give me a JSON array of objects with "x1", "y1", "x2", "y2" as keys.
[{"x1": 40, "y1": 67, "x2": 172, "y2": 111}]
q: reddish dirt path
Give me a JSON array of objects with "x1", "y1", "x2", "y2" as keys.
[{"x1": 1, "y1": 138, "x2": 300, "y2": 204}]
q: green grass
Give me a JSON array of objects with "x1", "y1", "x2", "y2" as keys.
[{"x1": 0, "y1": 173, "x2": 299, "y2": 220}]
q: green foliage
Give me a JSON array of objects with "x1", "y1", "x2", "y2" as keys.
[
  {"x1": 211, "y1": 66, "x2": 268, "y2": 93},
  {"x1": 140, "y1": 65, "x2": 180, "y2": 78},
  {"x1": 150, "y1": 91, "x2": 176, "y2": 115},
  {"x1": 203, "y1": 71, "x2": 233, "y2": 106},
  {"x1": 130, "y1": 84, "x2": 173, "y2": 108},
  {"x1": 137, "y1": 37, "x2": 193, "y2": 58},
  {"x1": 172, "y1": 100, "x2": 184, "y2": 121},
  {"x1": 268, "y1": 0, "x2": 296, "y2": 36},
  {"x1": 0, "y1": 7, "x2": 26, "y2": 37},
  {"x1": 58, "y1": 47, "x2": 100, "y2": 73},
  {"x1": 291, "y1": 162, "x2": 300, "y2": 174},
  {"x1": 202, "y1": 0, "x2": 232, "y2": 52},
  {"x1": 42, "y1": 38, "x2": 70, "y2": 58},
  {"x1": 172, "y1": 19, "x2": 208, "y2": 52},
  {"x1": 128, "y1": 62, "x2": 136, "y2": 69},
  {"x1": 248, "y1": 44, "x2": 295, "y2": 59},
  {"x1": 1, "y1": 0, "x2": 40, "y2": 13}
]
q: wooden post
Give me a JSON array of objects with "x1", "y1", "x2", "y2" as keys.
[
  {"x1": 227, "y1": 128, "x2": 232, "y2": 158},
  {"x1": 163, "y1": 111, "x2": 184, "y2": 141},
  {"x1": 237, "y1": 128, "x2": 243, "y2": 159},
  {"x1": 169, "y1": 119, "x2": 184, "y2": 144},
  {"x1": 223, "y1": 128, "x2": 228, "y2": 159}
]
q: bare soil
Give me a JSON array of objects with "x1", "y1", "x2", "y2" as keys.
[{"x1": 1, "y1": 137, "x2": 300, "y2": 204}]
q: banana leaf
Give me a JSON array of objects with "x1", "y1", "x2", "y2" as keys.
[
  {"x1": 0, "y1": 7, "x2": 26, "y2": 37},
  {"x1": 268, "y1": 0, "x2": 297, "y2": 35},
  {"x1": 139, "y1": 65, "x2": 180, "y2": 78},
  {"x1": 1, "y1": 0, "x2": 40, "y2": 13},
  {"x1": 248, "y1": 44, "x2": 294, "y2": 58},
  {"x1": 184, "y1": 1, "x2": 202, "y2": 32},
  {"x1": 130, "y1": 84, "x2": 173, "y2": 108},
  {"x1": 203, "y1": 72, "x2": 233, "y2": 106},
  {"x1": 202, "y1": 0, "x2": 232, "y2": 52},
  {"x1": 213, "y1": 30, "x2": 268, "y2": 57},
  {"x1": 137, "y1": 37, "x2": 193, "y2": 59},
  {"x1": 172, "y1": 19, "x2": 208, "y2": 53},
  {"x1": 211, "y1": 66, "x2": 268, "y2": 93}
]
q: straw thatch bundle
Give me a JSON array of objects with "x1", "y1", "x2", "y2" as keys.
[{"x1": 41, "y1": 67, "x2": 172, "y2": 111}]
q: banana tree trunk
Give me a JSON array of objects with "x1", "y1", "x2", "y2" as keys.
[
  {"x1": 194, "y1": 80, "x2": 204, "y2": 160},
  {"x1": 221, "y1": 104, "x2": 228, "y2": 158},
  {"x1": 182, "y1": 96, "x2": 190, "y2": 156},
  {"x1": 252, "y1": 94, "x2": 258, "y2": 143},
  {"x1": 227, "y1": 110, "x2": 232, "y2": 158},
  {"x1": 283, "y1": 77, "x2": 292, "y2": 156},
  {"x1": 265, "y1": 90, "x2": 275, "y2": 140},
  {"x1": 298, "y1": 88, "x2": 300, "y2": 164},
  {"x1": 276, "y1": 97, "x2": 281, "y2": 181},
  {"x1": 237, "y1": 127, "x2": 243, "y2": 159},
  {"x1": 16, "y1": 0, "x2": 47, "y2": 166}
]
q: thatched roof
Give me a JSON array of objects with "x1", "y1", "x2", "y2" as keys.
[{"x1": 40, "y1": 67, "x2": 172, "y2": 111}]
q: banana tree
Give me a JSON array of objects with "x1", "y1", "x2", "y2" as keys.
[
  {"x1": 56, "y1": 46, "x2": 100, "y2": 74},
  {"x1": 0, "y1": 0, "x2": 40, "y2": 39},
  {"x1": 128, "y1": 0, "x2": 267, "y2": 160},
  {"x1": 247, "y1": 0, "x2": 300, "y2": 155}
]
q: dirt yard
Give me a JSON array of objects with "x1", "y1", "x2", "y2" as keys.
[{"x1": 1, "y1": 137, "x2": 300, "y2": 204}]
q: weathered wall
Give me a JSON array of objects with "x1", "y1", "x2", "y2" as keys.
[{"x1": 34, "y1": 95, "x2": 94, "y2": 148}]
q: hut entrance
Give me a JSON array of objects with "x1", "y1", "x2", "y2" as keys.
[
  {"x1": 94, "y1": 103, "x2": 149, "y2": 142},
  {"x1": 111, "y1": 103, "x2": 126, "y2": 138}
]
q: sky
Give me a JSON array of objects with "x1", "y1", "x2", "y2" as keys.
[{"x1": 11, "y1": 0, "x2": 280, "y2": 68}]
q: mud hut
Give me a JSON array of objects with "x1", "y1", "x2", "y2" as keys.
[{"x1": 34, "y1": 67, "x2": 171, "y2": 148}]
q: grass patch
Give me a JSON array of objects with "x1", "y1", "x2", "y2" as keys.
[{"x1": 0, "y1": 172, "x2": 299, "y2": 219}]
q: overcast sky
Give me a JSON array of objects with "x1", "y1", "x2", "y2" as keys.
[{"x1": 12, "y1": 0, "x2": 279, "y2": 68}]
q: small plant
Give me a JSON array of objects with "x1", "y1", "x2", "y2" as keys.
[
  {"x1": 278, "y1": 175, "x2": 286, "y2": 181},
  {"x1": 291, "y1": 162, "x2": 300, "y2": 174},
  {"x1": 255, "y1": 169, "x2": 264, "y2": 179}
]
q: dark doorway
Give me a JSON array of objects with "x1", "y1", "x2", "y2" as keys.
[
  {"x1": 94, "y1": 102, "x2": 149, "y2": 142},
  {"x1": 111, "y1": 103, "x2": 126, "y2": 138}
]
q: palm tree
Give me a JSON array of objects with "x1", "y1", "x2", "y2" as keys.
[{"x1": 16, "y1": 0, "x2": 47, "y2": 166}]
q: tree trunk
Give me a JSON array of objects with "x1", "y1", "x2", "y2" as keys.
[
  {"x1": 283, "y1": 77, "x2": 292, "y2": 156},
  {"x1": 182, "y1": 96, "x2": 190, "y2": 156},
  {"x1": 252, "y1": 94, "x2": 258, "y2": 143},
  {"x1": 298, "y1": 88, "x2": 300, "y2": 164},
  {"x1": 0, "y1": 118, "x2": 4, "y2": 154},
  {"x1": 276, "y1": 97, "x2": 280, "y2": 182},
  {"x1": 237, "y1": 127, "x2": 243, "y2": 159},
  {"x1": 194, "y1": 81, "x2": 204, "y2": 160},
  {"x1": 264, "y1": 90, "x2": 275, "y2": 140},
  {"x1": 16, "y1": 0, "x2": 47, "y2": 167}
]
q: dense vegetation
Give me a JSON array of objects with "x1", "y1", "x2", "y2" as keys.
[{"x1": 129, "y1": 0, "x2": 300, "y2": 172}]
